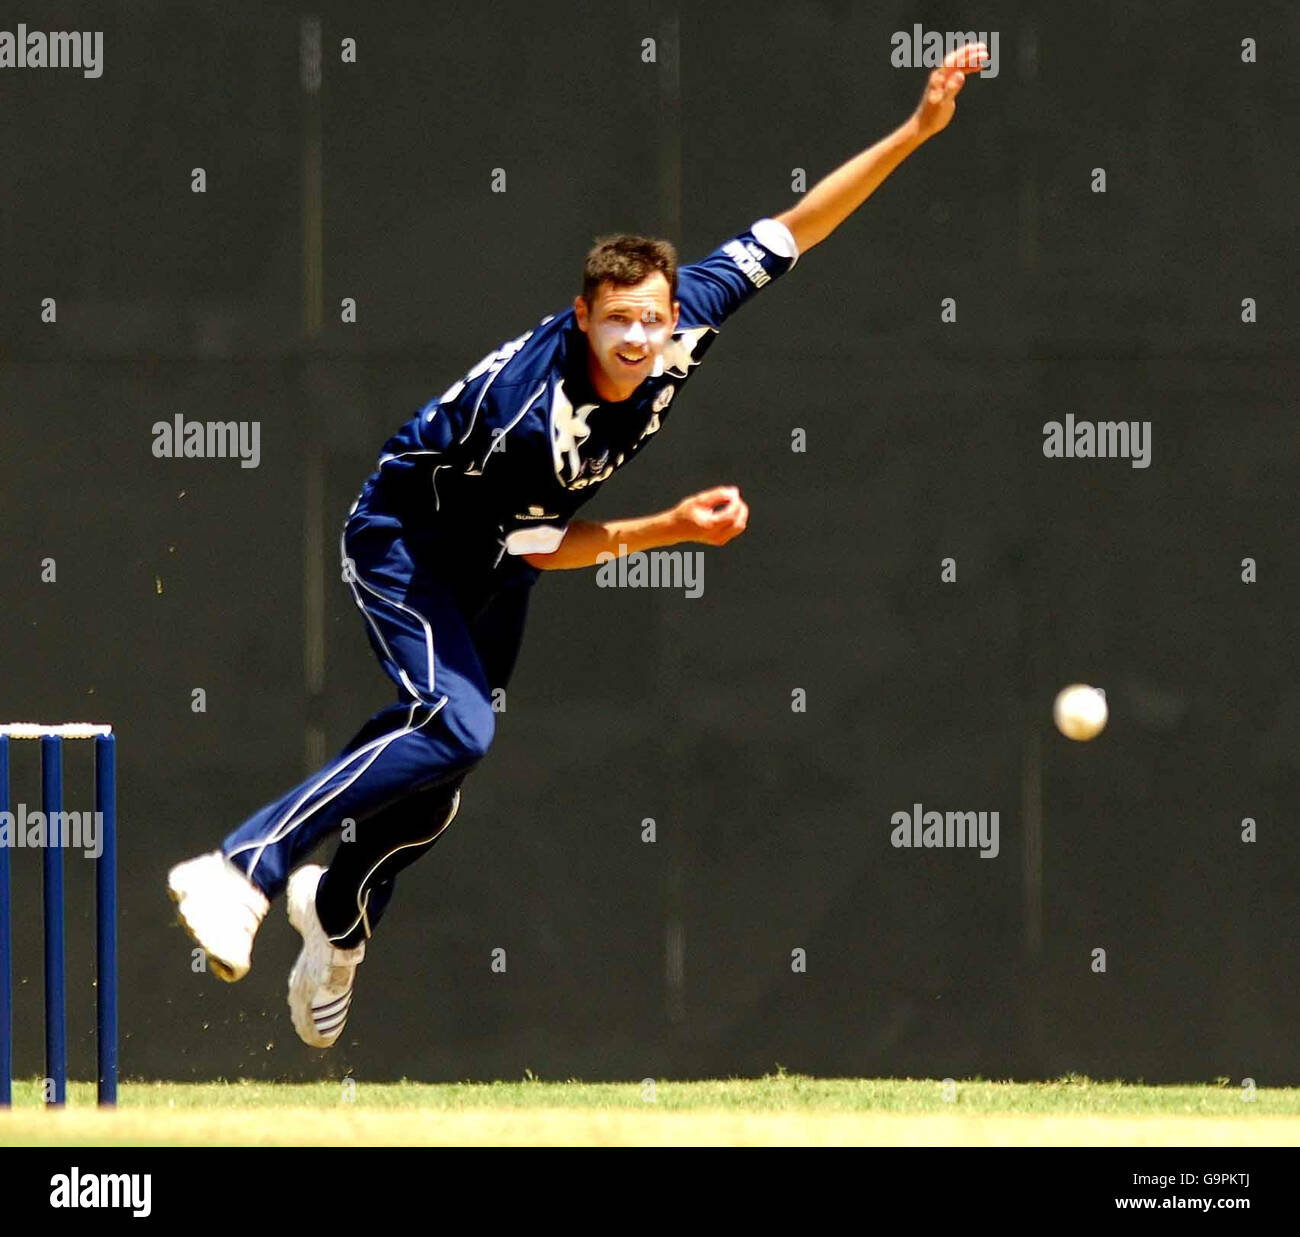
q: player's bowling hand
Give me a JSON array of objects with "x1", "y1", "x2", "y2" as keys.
[
  {"x1": 911, "y1": 41, "x2": 986, "y2": 140},
  {"x1": 673, "y1": 485, "x2": 750, "y2": 547}
]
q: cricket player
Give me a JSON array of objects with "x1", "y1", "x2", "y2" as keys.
[{"x1": 168, "y1": 46, "x2": 983, "y2": 1047}]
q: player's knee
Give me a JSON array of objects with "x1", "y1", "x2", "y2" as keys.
[
  {"x1": 459, "y1": 721, "x2": 493, "y2": 768},
  {"x1": 446, "y1": 696, "x2": 495, "y2": 769}
]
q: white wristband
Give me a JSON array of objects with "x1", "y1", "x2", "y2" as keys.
[{"x1": 505, "y1": 525, "x2": 566, "y2": 556}]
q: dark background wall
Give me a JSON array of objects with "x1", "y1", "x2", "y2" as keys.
[{"x1": 2, "y1": 0, "x2": 1297, "y2": 1086}]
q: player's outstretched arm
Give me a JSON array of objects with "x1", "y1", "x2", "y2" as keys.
[
  {"x1": 773, "y1": 41, "x2": 987, "y2": 256},
  {"x1": 523, "y1": 486, "x2": 749, "y2": 570}
]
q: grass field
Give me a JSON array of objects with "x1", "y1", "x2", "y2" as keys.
[{"x1": 3, "y1": 1074, "x2": 1299, "y2": 1146}]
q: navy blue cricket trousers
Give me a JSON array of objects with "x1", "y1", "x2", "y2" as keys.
[{"x1": 221, "y1": 507, "x2": 530, "y2": 946}]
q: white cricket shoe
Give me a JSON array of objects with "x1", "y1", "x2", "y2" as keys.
[
  {"x1": 167, "y1": 850, "x2": 270, "y2": 982},
  {"x1": 287, "y1": 864, "x2": 366, "y2": 1049}
]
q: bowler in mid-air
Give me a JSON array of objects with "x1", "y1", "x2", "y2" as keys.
[{"x1": 168, "y1": 46, "x2": 985, "y2": 1048}]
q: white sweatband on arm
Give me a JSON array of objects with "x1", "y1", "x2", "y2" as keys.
[
  {"x1": 504, "y1": 525, "x2": 566, "y2": 556},
  {"x1": 751, "y1": 217, "x2": 799, "y2": 268}
]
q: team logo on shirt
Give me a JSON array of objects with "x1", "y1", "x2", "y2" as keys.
[
  {"x1": 550, "y1": 382, "x2": 599, "y2": 487},
  {"x1": 550, "y1": 346, "x2": 691, "y2": 489},
  {"x1": 658, "y1": 327, "x2": 715, "y2": 379},
  {"x1": 550, "y1": 382, "x2": 618, "y2": 489}
]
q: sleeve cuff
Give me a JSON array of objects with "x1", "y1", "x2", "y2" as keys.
[
  {"x1": 504, "y1": 525, "x2": 566, "y2": 556},
  {"x1": 751, "y1": 217, "x2": 799, "y2": 269}
]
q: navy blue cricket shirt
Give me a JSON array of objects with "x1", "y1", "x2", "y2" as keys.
[{"x1": 350, "y1": 218, "x2": 799, "y2": 591}]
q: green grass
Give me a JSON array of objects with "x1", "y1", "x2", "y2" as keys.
[
  {"x1": 3, "y1": 1075, "x2": 1298, "y2": 1146},
  {"x1": 6, "y1": 1072, "x2": 1300, "y2": 1114}
]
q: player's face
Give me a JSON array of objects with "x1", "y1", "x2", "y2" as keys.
[{"x1": 575, "y1": 273, "x2": 679, "y2": 401}]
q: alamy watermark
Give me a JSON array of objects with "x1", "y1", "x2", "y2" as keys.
[
  {"x1": 0, "y1": 804, "x2": 104, "y2": 859},
  {"x1": 891, "y1": 803, "x2": 1000, "y2": 858},
  {"x1": 152, "y1": 416, "x2": 261, "y2": 469},
  {"x1": 0, "y1": 26, "x2": 102, "y2": 78},
  {"x1": 596, "y1": 546, "x2": 704, "y2": 598},
  {"x1": 890, "y1": 26, "x2": 999, "y2": 78},
  {"x1": 50, "y1": 1167, "x2": 151, "y2": 1217},
  {"x1": 1043, "y1": 416, "x2": 1151, "y2": 468}
]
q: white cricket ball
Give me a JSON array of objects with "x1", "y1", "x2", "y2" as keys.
[{"x1": 1053, "y1": 684, "x2": 1108, "y2": 741}]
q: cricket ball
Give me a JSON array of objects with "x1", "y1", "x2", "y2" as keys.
[{"x1": 1053, "y1": 684, "x2": 1108, "y2": 741}]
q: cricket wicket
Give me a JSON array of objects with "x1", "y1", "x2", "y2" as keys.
[{"x1": 0, "y1": 723, "x2": 117, "y2": 1108}]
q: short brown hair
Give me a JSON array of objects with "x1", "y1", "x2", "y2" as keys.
[{"x1": 581, "y1": 234, "x2": 678, "y2": 307}]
